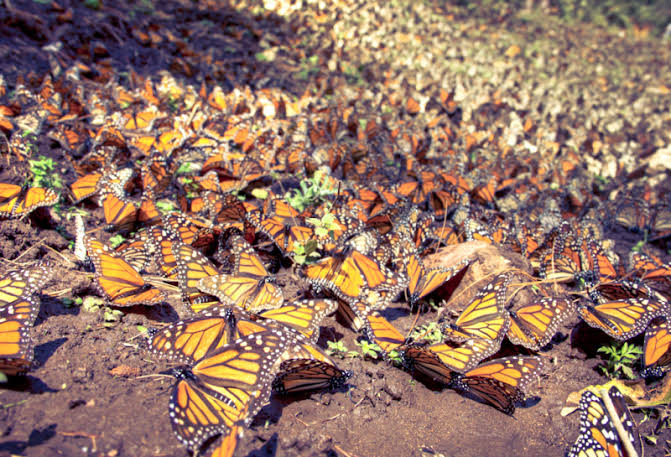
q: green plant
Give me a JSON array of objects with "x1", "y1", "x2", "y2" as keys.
[
  {"x1": 409, "y1": 322, "x2": 443, "y2": 344},
  {"x1": 176, "y1": 162, "x2": 195, "y2": 175},
  {"x1": 84, "y1": 0, "x2": 100, "y2": 9},
  {"x1": 156, "y1": 201, "x2": 175, "y2": 214},
  {"x1": 387, "y1": 349, "x2": 404, "y2": 366},
  {"x1": 326, "y1": 340, "x2": 358, "y2": 359},
  {"x1": 108, "y1": 234, "x2": 126, "y2": 248},
  {"x1": 28, "y1": 155, "x2": 63, "y2": 190},
  {"x1": 103, "y1": 307, "x2": 123, "y2": 327},
  {"x1": 64, "y1": 207, "x2": 89, "y2": 221},
  {"x1": 285, "y1": 169, "x2": 336, "y2": 212},
  {"x1": 291, "y1": 239, "x2": 321, "y2": 265},
  {"x1": 306, "y1": 211, "x2": 341, "y2": 241},
  {"x1": 597, "y1": 341, "x2": 643, "y2": 379},
  {"x1": 356, "y1": 340, "x2": 382, "y2": 359}
]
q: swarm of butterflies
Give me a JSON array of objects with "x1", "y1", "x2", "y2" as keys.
[{"x1": 1, "y1": 58, "x2": 670, "y2": 456}]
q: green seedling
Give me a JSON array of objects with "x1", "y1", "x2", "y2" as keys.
[
  {"x1": 597, "y1": 341, "x2": 643, "y2": 379},
  {"x1": 285, "y1": 169, "x2": 336, "y2": 212},
  {"x1": 291, "y1": 239, "x2": 321, "y2": 265},
  {"x1": 108, "y1": 234, "x2": 126, "y2": 248},
  {"x1": 356, "y1": 340, "x2": 383, "y2": 360},
  {"x1": 156, "y1": 201, "x2": 175, "y2": 214},
  {"x1": 29, "y1": 155, "x2": 63, "y2": 189},
  {"x1": 409, "y1": 322, "x2": 443, "y2": 344},
  {"x1": 326, "y1": 340, "x2": 359, "y2": 359},
  {"x1": 307, "y1": 211, "x2": 341, "y2": 241}
]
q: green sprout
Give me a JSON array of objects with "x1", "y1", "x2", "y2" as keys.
[
  {"x1": 291, "y1": 239, "x2": 321, "y2": 265},
  {"x1": 356, "y1": 340, "x2": 383, "y2": 360},
  {"x1": 28, "y1": 155, "x2": 63, "y2": 189},
  {"x1": 326, "y1": 340, "x2": 359, "y2": 359},
  {"x1": 387, "y1": 349, "x2": 404, "y2": 366},
  {"x1": 108, "y1": 234, "x2": 126, "y2": 248},
  {"x1": 597, "y1": 341, "x2": 643, "y2": 379},
  {"x1": 285, "y1": 169, "x2": 336, "y2": 212},
  {"x1": 176, "y1": 162, "x2": 195, "y2": 175},
  {"x1": 409, "y1": 322, "x2": 443, "y2": 344},
  {"x1": 306, "y1": 211, "x2": 341, "y2": 241},
  {"x1": 156, "y1": 201, "x2": 175, "y2": 214}
]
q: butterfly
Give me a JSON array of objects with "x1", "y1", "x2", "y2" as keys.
[
  {"x1": 0, "y1": 261, "x2": 53, "y2": 375},
  {"x1": 85, "y1": 237, "x2": 166, "y2": 306},
  {"x1": 272, "y1": 358, "x2": 352, "y2": 394},
  {"x1": 579, "y1": 280, "x2": 669, "y2": 340},
  {"x1": 567, "y1": 386, "x2": 641, "y2": 457},
  {"x1": 641, "y1": 316, "x2": 671, "y2": 379},
  {"x1": 506, "y1": 296, "x2": 575, "y2": 351},
  {"x1": 253, "y1": 298, "x2": 337, "y2": 343},
  {"x1": 171, "y1": 241, "x2": 220, "y2": 311},
  {"x1": 630, "y1": 250, "x2": 671, "y2": 297},
  {"x1": 246, "y1": 198, "x2": 313, "y2": 256},
  {"x1": 168, "y1": 330, "x2": 290, "y2": 453},
  {"x1": 304, "y1": 248, "x2": 405, "y2": 307},
  {"x1": 151, "y1": 306, "x2": 348, "y2": 397},
  {"x1": 196, "y1": 235, "x2": 284, "y2": 313},
  {"x1": 0, "y1": 182, "x2": 58, "y2": 219},
  {"x1": 271, "y1": 330, "x2": 352, "y2": 394},
  {"x1": 405, "y1": 253, "x2": 469, "y2": 308},
  {"x1": 400, "y1": 337, "x2": 503, "y2": 378},
  {"x1": 442, "y1": 273, "x2": 512, "y2": 343},
  {"x1": 449, "y1": 356, "x2": 544, "y2": 415}
]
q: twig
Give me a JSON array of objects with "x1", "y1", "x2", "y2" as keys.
[
  {"x1": 598, "y1": 388, "x2": 639, "y2": 457},
  {"x1": 58, "y1": 431, "x2": 97, "y2": 452}
]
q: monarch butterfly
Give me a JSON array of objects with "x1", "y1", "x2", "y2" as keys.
[
  {"x1": 196, "y1": 235, "x2": 283, "y2": 312},
  {"x1": 362, "y1": 311, "x2": 406, "y2": 354},
  {"x1": 506, "y1": 296, "x2": 575, "y2": 351},
  {"x1": 247, "y1": 198, "x2": 314, "y2": 256},
  {"x1": 304, "y1": 248, "x2": 405, "y2": 307},
  {"x1": 400, "y1": 337, "x2": 502, "y2": 379},
  {"x1": 149, "y1": 227, "x2": 180, "y2": 278},
  {"x1": 272, "y1": 358, "x2": 352, "y2": 394},
  {"x1": 168, "y1": 330, "x2": 290, "y2": 453},
  {"x1": 163, "y1": 212, "x2": 216, "y2": 249},
  {"x1": 70, "y1": 168, "x2": 133, "y2": 204},
  {"x1": 630, "y1": 250, "x2": 671, "y2": 296},
  {"x1": 579, "y1": 280, "x2": 669, "y2": 340},
  {"x1": 100, "y1": 192, "x2": 137, "y2": 229},
  {"x1": 450, "y1": 356, "x2": 544, "y2": 415},
  {"x1": 0, "y1": 183, "x2": 58, "y2": 218},
  {"x1": 85, "y1": 237, "x2": 165, "y2": 306},
  {"x1": 139, "y1": 152, "x2": 170, "y2": 194},
  {"x1": 405, "y1": 254, "x2": 469, "y2": 307},
  {"x1": 198, "y1": 425, "x2": 243, "y2": 457},
  {"x1": 641, "y1": 316, "x2": 671, "y2": 379},
  {"x1": 114, "y1": 229, "x2": 153, "y2": 272},
  {"x1": 567, "y1": 386, "x2": 641, "y2": 457},
  {"x1": 0, "y1": 262, "x2": 53, "y2": 375},
  {"x1": 253, "y1": 298, "x2": 337, "y2": 343},
  {"x1": 172, "y1": 242, "x2": 220, "y2": 311},
  {"x1": 442, "y1": 273, "x2": 511, "y2": 343},
  {"x1": 212, "y1": 193, "x2": 255, "y2": 244},
  {"x1": 539, "y1": 236, "x2": 586, "y2": 284}
]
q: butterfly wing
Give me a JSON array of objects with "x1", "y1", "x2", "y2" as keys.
[
  {"x1": 86, "y1": 237, "x2": 165, "y2": 306},
  {"x1": 443, "y1": 273, "x2": 511, "y2": 342},
  {"x1": 507, "y1": 296, "x2": 574, "y2": 350}
]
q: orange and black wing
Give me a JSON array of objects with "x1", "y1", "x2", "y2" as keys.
[
  {"x1": 0, "y1": 262, "x2": 53, "y2": 375},
  {"x1": 579, "y1": 281, "x2": 669, "y2": 340},
  {"x1": 567, "y1": 386, "x2": 640, "y2": 457},
  {"x1": 86, "y1": 237, "x2": 165, "y2": 306},
  {"x1": 452, "y1": 356, "x2": 544, "y2": 415},
  {"x1": 507, "y1": 296, "x2": 575, "y2": 350},
  {"x1": 642, "y1": 316, "x2": 671, "y2": 379},
  {"x1": 442, "y1": 273, "x2": 511, "y2": 343}
]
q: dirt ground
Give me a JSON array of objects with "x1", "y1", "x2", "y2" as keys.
[{"x1": 1, "y1": 0, "x2": 671, "y2": 456}]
